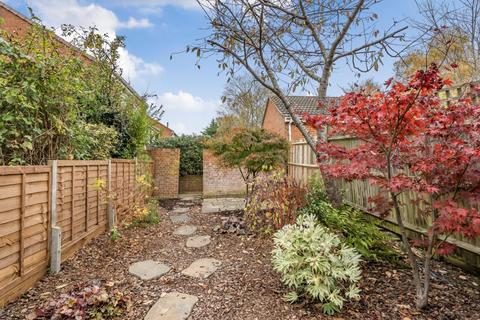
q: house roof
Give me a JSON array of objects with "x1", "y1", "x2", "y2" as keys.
[
  {"x1": 269, "y1": 95, "x2": 338, "y2": 118},
  {"x1": 150, "y1": 118, "x2": 176, "y2": 137}
]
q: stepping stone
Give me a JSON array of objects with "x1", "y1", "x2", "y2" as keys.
[
  {"x1": 170, "y1": 214, "x2": 191, "y2": 223},
  {"x1": 173, "y1": 225, "x2": 198, "y2": 236},
  {"x1": 172, "y1": 207, "x2": 189, "y2": 214},
  {"x1": 181, "y1": 258, "x2": 221, "y2": 279},
  {"x1": 179, "y1": 194, "x2": 201, "y2": 201},
  {"x1": 201, "y1": 197, "x2": 245, "y2": 214},
  {"x1": 129, "y1": 260, "x2": 170, "y2": 280},
  {"x1": 144, "y1": 292, "x2": 198, "y2": 320},
  {"x1": 186, "y1": 235, "x2": 211, "y2": 248}
]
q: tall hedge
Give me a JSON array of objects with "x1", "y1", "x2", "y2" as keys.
[{"x1": 153, "y1": 135, "x2": 203, "y2": 176}]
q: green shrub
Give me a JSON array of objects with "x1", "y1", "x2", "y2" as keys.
[
  {"x1": 301, "y1": 178, "x2": 400, "y2": 262},
  {"x1": 272, "y1": 214, "x2": 362, "y2": 315},
  {"x1": 153, "y1": 135, "x2": 203, "y2": 176}
]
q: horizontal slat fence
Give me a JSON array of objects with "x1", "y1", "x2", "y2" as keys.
[
  {"x1": 0, "y1": 158, "x2": 152, "y2": 306},
  {"x1": 0, "y1": 166, "x2": 50, "y2": 305},
  {"x1": 288, "y1": 140, "x2": 480, "y2": 268},
  {"x1": 56, "y1": 160, "x2": 109, "y2": 260}
]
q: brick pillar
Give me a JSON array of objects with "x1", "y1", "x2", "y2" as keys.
[{"x1": 149, "y1": 148, "x2": 180, "y2": 199}]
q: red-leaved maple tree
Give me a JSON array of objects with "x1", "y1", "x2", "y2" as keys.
[{"x1": 306, "y1": 64, "x2": 480, "y2": 309}]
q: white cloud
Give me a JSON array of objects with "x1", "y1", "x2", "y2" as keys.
[
  {"x1": 120, "y1": 17, "x2": 153, "y2": 29},
  {"x1": 117, "y1": 48, "x2": 163, "y2": 81},
  {"x1": 114, "y1": 0, "x2": 199, "y2": 10},
  {"x1": 171, "y1": 122, "x2": 188, "y2": 135},
  {"x1": 27, "y1": 0, "x2": 161, "y2": 82},
  {"x1": 156, "y1": 91, "x2": 219, "y2": 112}
]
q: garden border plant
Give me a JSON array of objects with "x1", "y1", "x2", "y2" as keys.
[
  {"x1": 272, "y1": 214, "x2": 362, "y2": 315},
  {"x1": 301, "y1": 176, "x2": 400, "y2": 263}
]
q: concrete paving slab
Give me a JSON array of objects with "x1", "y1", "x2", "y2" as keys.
[
  {"x1": 129, "y1": 260, "x2": 170, "y2": 281},
  {"x1": 186, "y1": 235, "x2": 211, "y2": 248},
  {"x1": 201, "y1": 198, "x2": 245, "y2": 214},
  {"x1": 144, "y1": 292, "x2": 198, "y2": 320},
  {"x1": 181, "y1": 258, "x2": 221, "y2": 279},
  {"x1": 173, "y1": 225, "x2": 198, "y2": 236},
  {"x1": 170, "y1": 214, "x2": 191, "y2": 223}
]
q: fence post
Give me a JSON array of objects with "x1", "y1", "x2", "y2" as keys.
[
  {"x1": 49, "y1": 160, "x2": 61, "y2": 274},
  {"x1": 107, "y1": 159, "x2": 116, "y2": 230}
]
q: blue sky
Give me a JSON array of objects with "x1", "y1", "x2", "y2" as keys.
[{"x1": 2, "y1": 0, "x2": 422, "y2": 135}]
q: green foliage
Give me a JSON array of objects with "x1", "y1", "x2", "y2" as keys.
[
  {"x1": 207, "y1": 128, "x2": 289, "y2": 184},
  {"x1": 59, "y1": 122, "x2": 118, "y2": 160},
  {"x1": 301, "y1": 178, "x2": 400, "y2": 262},
  {"x1": 129, "y1": 199, "x2": 160, "y2": 227},
  {"x1": 201, "y1": 119, "x2": 219, "y2": 138},
  {"x1": 37, "y1": 283, "x2": 131, "y2": 319},
  {"x1": 153, "y1": 135, "x2": 203, "y2": 176},
  {"x1": 245, "y1": 170, "x2": 306, "y2": 234},
  {"x1": 0, "y1": 19, "x2": 154, "y2": 165},
  {"x1": 109, "y1": 227, "x2": 121, "y2": 242},
  {"x1": 272, "y1": 214, "x2": 362, "y2": 315}
]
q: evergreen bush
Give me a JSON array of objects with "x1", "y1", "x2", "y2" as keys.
[{"x1": 272, "y1": 214, "x2": 362, "y2": 315}]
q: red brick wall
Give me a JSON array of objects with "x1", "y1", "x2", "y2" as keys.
[
  {"x1": 203, "y1": 150, "x2": 245, "y2": 197},
  {"x1": 149, "y1": 148, "x2": 180, "y2": 199}
]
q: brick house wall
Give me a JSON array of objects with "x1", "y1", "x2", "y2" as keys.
[
  {"x1": 262, "y1": 98, "x2": 317, "y2": 142},
  {"x1": 0, "y1": 5, "x2": 30, "y2": 36},
  {"x1": 203, "y1": 150, "x2": 245, "y2": 197},
  {"x1": 262, "y1": 99, "x2": 288, "y2": 139},
  {"x1": 150, "y1": 148, "x2": 180, "y2": 199}
]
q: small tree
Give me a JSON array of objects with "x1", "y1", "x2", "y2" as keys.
[
  {"x1": 219, "y1": 74, "x2": 270, "y2": 127},
  {"x1": 207, "y1": 128, "x2": 289, "y2": 196},
  {"x1": 306, "y1": 64, "x2": 480, "y2": 309}
]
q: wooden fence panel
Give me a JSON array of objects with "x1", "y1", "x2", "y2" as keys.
[
  {"x1": 0, "y1": 159, "x2": 153, "y2": 306},
  {"x1": 0, "y1": 166, "x2": 50, "y2": 305},
  {"x1": 56, "y1": 160, "x2": 109, "y2": 261},
  {"x1": 288, "y1": 140, "x2": 480, "y2": 268}
]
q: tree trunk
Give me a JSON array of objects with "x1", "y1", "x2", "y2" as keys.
[{"x1": 317, "y1": 65, "x2": 342, "y2": 207}]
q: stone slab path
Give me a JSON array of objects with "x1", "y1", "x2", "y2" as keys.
[
  {"x1": 186, "y1": 235, "x2": 211, "y2": 248},
  {"x1": 144, "y1": 292, "x2": 198, "y2": 320},
  {"x1": 201, "y1": 197, "x2": 245, "y2": 214},
  {"x1": 173, "y1": 225, "x2": 197, "y2": 236},
  {"x1": 135, "y1": 197, "x2": 224, "y2": 319},
  {"x1": 172, "y1": 207, "x2": 190, "y2": 213},
  {"x1": 129, "y1": 260, "x2": 171, "y2": 281},
  {"x1": 170, "y1": 213, "x2": 192, "y2": 223},
  {"x1": 181, "y1": 258, "x2": 222, "y2": 279}
]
